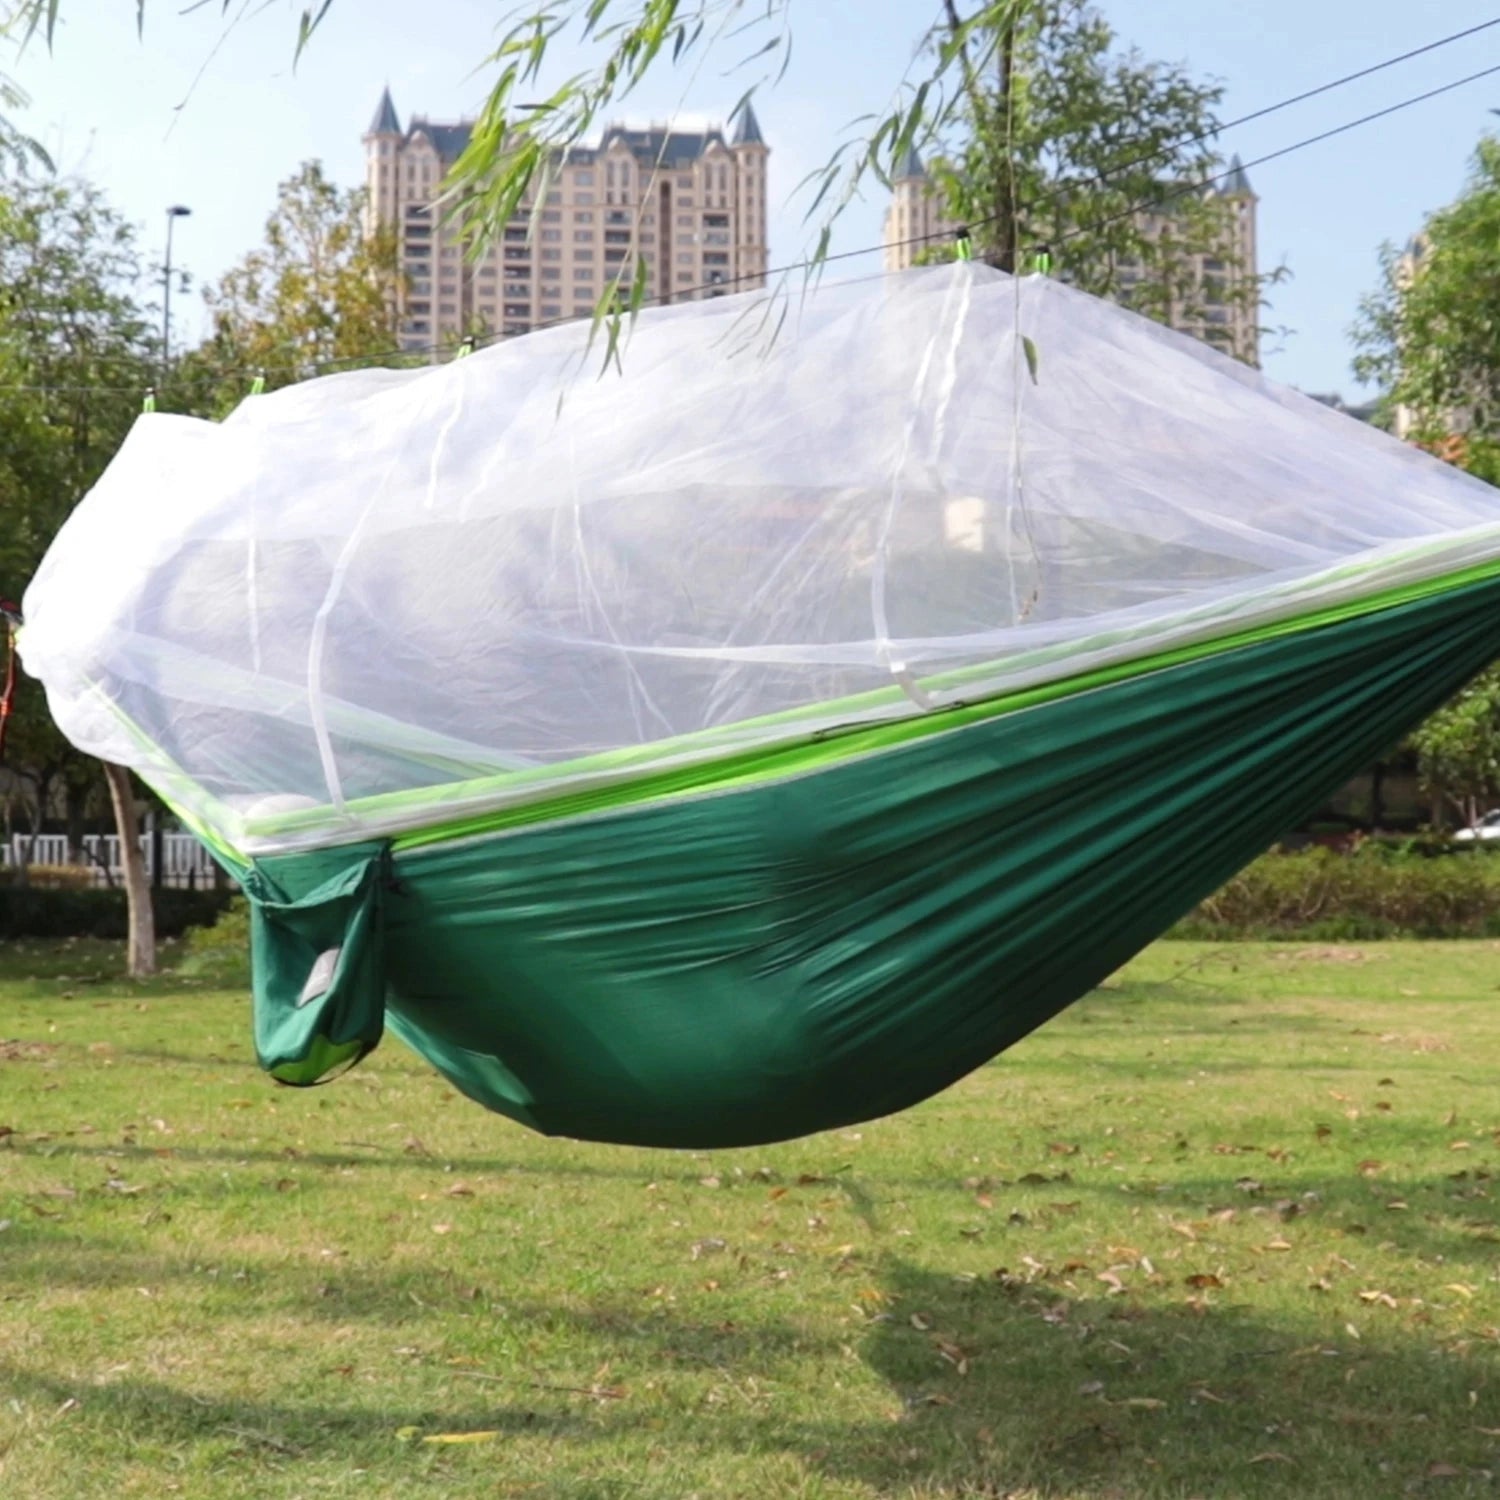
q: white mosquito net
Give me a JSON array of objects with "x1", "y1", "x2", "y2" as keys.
[{"x1": 21, "y1": 263, "x2": 1500, "y2": 855}]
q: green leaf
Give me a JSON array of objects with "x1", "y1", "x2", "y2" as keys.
[
  {"x1": 293, "y1": 1, "x2": 333, "y2": 70},
  {"x1": 628, "y1": 253, "x2": 648, "y2": 319},
  {"x1": 1022, "y1": 335, "x2": 1039, "y2": 385}
]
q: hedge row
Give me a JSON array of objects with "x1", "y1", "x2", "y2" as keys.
[
  {"x1": 1172, "y1": 846, "x2": 1500, "y2": 940},
  {"x1": 0, "y1": 886, "x2": 235, "y2": 941},
  {"x1": 7, "y1": 847, "x2": 1500, "y2": 944}
]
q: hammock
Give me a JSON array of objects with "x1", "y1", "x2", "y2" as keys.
[{"x1": 21, "y1": 264, "x2": 1500, "y2": 1147}]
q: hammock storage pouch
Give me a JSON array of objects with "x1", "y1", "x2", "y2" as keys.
[{"x1": 243, "y1": 841, "x2": 390, "y2": 1085}]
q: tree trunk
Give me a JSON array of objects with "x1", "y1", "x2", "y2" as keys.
[{"x1": 103, "y1": 761, "x2": 156, "y2": 977}]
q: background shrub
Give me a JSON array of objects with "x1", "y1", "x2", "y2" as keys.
[
  {"x1": 1173, "y1": 844, "x2": 1500, "y2": 939},
  {"x1": 178, "y1": 897, "x2": 251, "y2": 980},
  {"x1": 0, "y1": 886, "x2": 233, "y2": 941},
  {"x1": 0, "y1": 863, "x2": 97, "y2": 890}
]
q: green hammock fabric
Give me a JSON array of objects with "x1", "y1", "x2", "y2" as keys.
[{"x1": 244, "y1": 571, "x2": 1500, "y2": 1148}]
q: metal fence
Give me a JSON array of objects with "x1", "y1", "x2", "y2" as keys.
[{"x1": 0, "y1": 831, "x2": 222, "y2": 889}]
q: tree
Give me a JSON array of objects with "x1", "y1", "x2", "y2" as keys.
[
  {"x1": 177, "y1": 161, "x2": 402, "y2": 416},
  {"x1": 928, "y1": 1, "x2": 1262, "y2": 343},
  {"x1": 1352, "y1": 136, "x2": 1500, "y2": 827},
  {"x1": 1407, "y1": 667, "x2": 1500, "y2": 831},
  {"x1": 0, "y1": 167, "x2": 162, "y2": 969},
  {"x1": 1352, "y1": 136, "x2": 1500, "y2": 486}
]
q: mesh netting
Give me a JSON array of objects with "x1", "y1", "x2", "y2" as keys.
[{"x1": 22, "y1": 263, "x2": 1500, "y2": 854}]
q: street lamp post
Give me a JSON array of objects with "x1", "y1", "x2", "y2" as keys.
[
  {"x1": 161, "y1": 204, "x2": 192, "y2": 375},
  {"x1": 153, "y1": 208, "x2": 190, "y2": 893}
]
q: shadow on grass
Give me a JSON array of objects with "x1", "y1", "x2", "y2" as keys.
[
  {"x1": 837, "y1": 1258, "x2": 1500, "y2": 1497},
  {"x1": 3, "y1": 1257, "x2": 1497, "y2": 1497},
  {"x1": 6, "y1": 1132, "x2": 1498, "y2": 1278}
]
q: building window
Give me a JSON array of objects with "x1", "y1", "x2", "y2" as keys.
[
  {"x1": 541, "y1": 248, "x2": 562, "y2": 261},
  {"x1": 542, "y1": 228, "x2": 562, "y2": 242},
  {"x1": 677, "y1": 272, "x2": 694, "y2": 284},
  {"x1": 605, "y1": 229, "x2": 631, "y2": 245},
  {"x1": 574, "y1": 170, "x2": 594, "y2": 186},
  {"x1": 504, "y1": 302, "x2": 530, "y2": 318},
  {"x1": 541, "y1": 303, "x2": 561, "y2": 318},
  {"x1": 439, "y1": 302, "x2": 456, "y2": 316},
  {"x1": 542, "y1": 209, "x2": 562, "y2": 222},
  {"x1": 573, "y1": 304, "x2": 594, "y2": 318},
  {"x1": 574, "y1": 248, "x2": 594, "y2": 262},
  {"x1": 574, "y1": 229, "x2": 593, "y2": 243},
  {"x1": 574, "y1": 191, "x2": 594, "y2": 205},
  {"x1": 677, "y1": 251, "x2": 694, "y2": 264}
]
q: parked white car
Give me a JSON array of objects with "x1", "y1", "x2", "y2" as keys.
[{"x1": 1453, "y1": 810, "x2": 1500, "y2": 842}]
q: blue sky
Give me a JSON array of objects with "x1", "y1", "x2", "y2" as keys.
[{"x1": 9, "y1": 0, "x2": 1500, "y2": 396}]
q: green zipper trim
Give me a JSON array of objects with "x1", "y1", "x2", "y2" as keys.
[
  {"x1": 385, "y1": 554, "x2": 1500, "y2": 852},
  {"x1": 85, "y1": 546, "x2": 1500, "y2": 861}
]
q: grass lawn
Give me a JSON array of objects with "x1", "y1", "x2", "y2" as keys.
[{"x1": 1, "y1": 937, "x2": 1498, "y2": 1498}]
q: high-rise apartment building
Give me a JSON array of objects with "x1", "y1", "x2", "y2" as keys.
[
  {"x1": 364, "y1": 88, "x2": 769, "y2": 349},
  {"x1": 883, "y1": 148, "x2": 1261, "y2": 365}
]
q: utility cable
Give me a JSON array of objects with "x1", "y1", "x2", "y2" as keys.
[
  {"x1": 6, "y1": 41, "x2": 1500, "y2": 393},
  {"x1": 47, "y1": 16, "x2": 1500, "y2": 380}
]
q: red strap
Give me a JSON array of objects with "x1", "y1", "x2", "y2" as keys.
[{"x1": 0, "y1": 627, "x2": 16, "y2": 762}]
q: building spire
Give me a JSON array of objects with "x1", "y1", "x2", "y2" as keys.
[
  {"x1": 368, "y1": 85, "x2": 401, "y2": 137},
  {"x1": 1221, "y1": 152, "x2": 1253, "y2": 197},
  {"x1": 731, "y1": 99, "x2": 766, "y2": 148},
  {"x1": 895, "y1": 144, "x2": 925, "y2": 181}
]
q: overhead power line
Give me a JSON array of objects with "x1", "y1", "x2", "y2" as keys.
[
  {"x1": 310, "y1": 42, "x2": 1500, "y2": 376},
  {"x1": 6, "y1": 23, "x2": 1500, "y2": 393}
]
